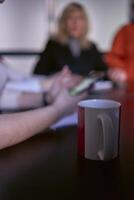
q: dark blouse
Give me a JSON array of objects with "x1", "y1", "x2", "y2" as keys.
[{"x1": 33, "y1": 39, "x2": 107, "y2": 76}]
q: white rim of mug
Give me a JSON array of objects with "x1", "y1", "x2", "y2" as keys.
[{"x1": 78, "y1": 99, "x2": 121, "y2": 109}]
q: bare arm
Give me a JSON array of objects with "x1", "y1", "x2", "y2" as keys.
[
  {"x1": 0, "y1": 66, "x2": 87, "y2": 150},
  {"x1": 0, "y1": 106, "x2": 61, "y2": 149},
  {"x1": 0, "y1": 89, "x2": 87, "y2": 150}
]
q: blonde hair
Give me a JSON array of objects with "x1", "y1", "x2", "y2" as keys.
[{"x1": 55, "y1": 2, "x2": 90, "y2": 49}]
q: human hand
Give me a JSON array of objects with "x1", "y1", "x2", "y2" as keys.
[
  {"x1": 52, "y1": 88, "x2": 87, "y2": 117},
  {"x1": 40, "y1": 73, "x2": 60, "y2": 91},
  {"x1": 108, "y1": 68, "x2": 127, "y2": 83},
  {"x1": 60, "y1": 66, "x2": 83, "y2": 88},
  {"x1": 45, "y1": 66, "x2": 84, "y2": 104},
  {"x1": 40, "y1": 65, "x2": 72, "y2": 92}
]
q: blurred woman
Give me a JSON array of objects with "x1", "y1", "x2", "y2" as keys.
[{"x1": 33, "y1": 2, "x2": 107, "y2": 77}]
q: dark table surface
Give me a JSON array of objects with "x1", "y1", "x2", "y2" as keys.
[{"x1": 0, "y1": 88, "x2": 134, "y2": 200}]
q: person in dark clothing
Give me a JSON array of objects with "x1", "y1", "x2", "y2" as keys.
[
  {"x1": 33, "y1": 2, "x2": 107, "y2": 77},
  {"x1": 34, "y1": 39, "x2": 107, "y2": 76}
]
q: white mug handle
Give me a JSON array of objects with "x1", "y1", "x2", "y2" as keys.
[{"x1": 97, "y1": 113, "x2": 114, "y2": 161}]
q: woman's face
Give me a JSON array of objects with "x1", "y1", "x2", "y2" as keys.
[{"x1": 66, "y1": 10, "x2": 87, "y2": 39}]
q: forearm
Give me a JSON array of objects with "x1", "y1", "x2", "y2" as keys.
[
  {"x1": 0, "y1": 90, "x2": 44, "y2": 109},
  {"x1": 18, "y1": 92, "x2": 44, "y2": 108},
  {"x1": 0, "y1": 106, "x2": 62, "y2": 149}
]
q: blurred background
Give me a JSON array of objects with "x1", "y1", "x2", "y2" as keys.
[{"x1": 0, "y1": 0, "x2": 131, "y2": 74}]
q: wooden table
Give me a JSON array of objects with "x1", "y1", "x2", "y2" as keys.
[{"x1": 0, "y1": 88, "x2": 134, "y2": 200}]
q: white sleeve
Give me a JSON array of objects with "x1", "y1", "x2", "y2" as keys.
[
  {"x1": 0, "y1": 89, "x2": 21, "y2": 109},
  {"x1": 0, "y1": 63, "x2": 8, "y2": 92},
  {"x1": 4, "y1": 77, "x2": 45, "y2": 93}
]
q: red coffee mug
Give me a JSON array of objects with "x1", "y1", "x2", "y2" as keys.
[{"x1": 78, "y1": 99, "x2": 121, "y2": 161}]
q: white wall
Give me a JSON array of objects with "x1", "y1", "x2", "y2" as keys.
[
  {"x1": 0, "y1": 0, "x2": 47, "y2": 50},
  {"x1": 0, "y1": 0, "x2": 130, "y2": 74},
  {"x1": 0, "y1": 0, "x2": 48, "y2": 74},
  {"x1": 87, "y1": 0, "x2": 129, "y2": 50}
]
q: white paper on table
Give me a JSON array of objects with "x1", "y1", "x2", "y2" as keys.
[
  {"x1": 93, "y1": 80, "x2": 113, "y2": 91},
  {"x1": 51, "y1": 112, "x2": 78, "y2": 129}
]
